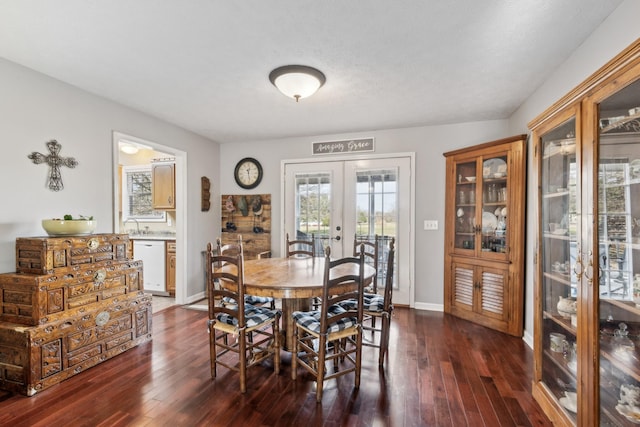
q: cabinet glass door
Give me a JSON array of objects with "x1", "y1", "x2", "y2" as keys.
[
  {"x1": 596, "y1": 77, "x2": 640, "y2": 426},
  {"x1": 454, "y1": 160, "x2": 477, "y2": 251},
  {"x1": 454, "y1": 154, "x2": 510, "y2": 257},
  {"x1": 479, "y1": 154, "x2": 509, "y2": 258},
  {"x1": 539, "y1": 116, "x2": 579, "y2": 421}
]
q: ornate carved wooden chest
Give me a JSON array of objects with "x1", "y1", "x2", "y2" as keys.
[
  {"x1": 15, "y1": 233, "x2": 130, "y2": 275},
  {"x1": 0, "y1": 234, "x2": 152, "y2": 396},
  {"x1": 0, "y1": 293, "x2": 151, "y2": 396},
  {"x1": 0, "y1": 260, "x2": 143, "y2": 326}
]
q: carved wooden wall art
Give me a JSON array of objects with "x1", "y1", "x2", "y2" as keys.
[{"x1": 201, "y1": 176, "x2": 211, "y2": 212}]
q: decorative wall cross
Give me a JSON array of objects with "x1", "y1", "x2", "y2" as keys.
[{"x1": 28, "y1": 140, "x2": 78, "y2": 191}]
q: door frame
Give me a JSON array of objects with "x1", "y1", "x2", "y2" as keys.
[
  {"x1": 281, "y1": 152, "x2": 416, "y2": 308},
  {"x1": 112, "y1": 131, "x2": 188, "y2": 305}
]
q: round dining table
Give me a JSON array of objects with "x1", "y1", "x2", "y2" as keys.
[{"x1": 237, "y1": 256, "x2": 376, "y2": 351}]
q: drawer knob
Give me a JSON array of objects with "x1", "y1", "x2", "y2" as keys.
[
  {"x1": 95, "y1": 311, "x2": 110, "y2": 327},
  {"x1": 87, "y1": 238, "x2": 99, "y2": 250},
  {"x1": 94, "y1": 269, "x2": 107, "y2": 282}
]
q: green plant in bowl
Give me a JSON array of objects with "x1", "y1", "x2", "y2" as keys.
[{"x1": 42, "y1": 214, "x2": 97, "y2": 236}]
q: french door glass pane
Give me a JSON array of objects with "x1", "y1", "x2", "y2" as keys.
[
  {"x1": 355, "y1": 168, "x2": 397, "y2": 289},
  {"x1": 294, "y1": 172, "x2": 331, "y2": 256}
]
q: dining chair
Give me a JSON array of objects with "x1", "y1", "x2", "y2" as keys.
[
  {"x1": 353, "y1": 234, "x2": 379, "y2": 293},
  {"x1": 286, "y1": 232, "x2": 319, "y2": 309},
  {"x1": 353, "y1": 234, "x2": 380, "y2": 330},
  {"x1": 205, "y1": 241, "x2": 281, "y2": 393},
  {"x1": 340, "y1": 237, "x2": 395, "y2": 367},
  {"x1": 286, "y1": 232, "x2": 316, "y2": 258},
  {"x1": 217, "y1": 236, "x2": 275, "y2": 309},
  {"x1": 291, "y1": 245, "x2": 365, "y2": 402}
]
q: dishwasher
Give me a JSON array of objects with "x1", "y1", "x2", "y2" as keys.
[{"x1": 133, "y1": 240, "x2": 167, "y2": 294}]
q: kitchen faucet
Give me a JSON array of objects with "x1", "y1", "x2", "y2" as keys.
[{"x1": 123, "y1": 218, "x2": 140, "y2": 235}]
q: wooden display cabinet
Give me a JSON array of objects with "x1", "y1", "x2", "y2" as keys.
[
  {"x1": 530, "y1": 38, "x2": 640, "y2": 426},
  {"x1": 443, "y1": 135, "x2": 527, "y2": 337},
  {"x1": 152, "y1": 161, "x2": 175, "y2": 210}
]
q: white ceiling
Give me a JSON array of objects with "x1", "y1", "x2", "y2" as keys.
[{"x1": 0, "y1": 1, "x2": 623, "y2": 143}]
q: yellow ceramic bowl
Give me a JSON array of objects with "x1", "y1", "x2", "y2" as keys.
[{"x1": 42, "y1": 219, "x2": 97, "y2": 236}]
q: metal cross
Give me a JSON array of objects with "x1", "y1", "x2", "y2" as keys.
[{"x1": 28, "y1": 140, "x2": 78, "y2": 191}]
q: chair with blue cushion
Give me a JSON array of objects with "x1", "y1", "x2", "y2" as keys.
[
  {"x1": 206, "y1": 241, "x2": 281, "y2": 393},
  {"x1": 340, "y1": 237, "x2": 395, "y2": 367},
  {"x1": 291, "y1": 244, "x2": 365, "y2": 402},
  {"x1": 217, "y1": 236, "x2": 275, "y2": 309}
]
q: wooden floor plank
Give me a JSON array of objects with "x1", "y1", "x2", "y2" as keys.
[{"x1": 0, "y1": 307, "x2": 551, "y2": 426}]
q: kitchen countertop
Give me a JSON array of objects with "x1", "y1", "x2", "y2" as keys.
[{"x1": 128, "y1": 234, "x2": 176, "y2": 241}]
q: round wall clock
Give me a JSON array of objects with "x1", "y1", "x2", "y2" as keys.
[{"x1": 234, "y1": 157, "x2": 263, "y2": 189}]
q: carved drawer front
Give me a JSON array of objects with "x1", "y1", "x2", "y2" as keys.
[
  {"x1": 15, "y1": 233, "x2": 131, "y2": 275},
  {"x1": 0, "y1": 293, "x2": 152, "y2": 396},
  {"x1": 0, "y1": 260, "x2": 143, "y2": 326}
]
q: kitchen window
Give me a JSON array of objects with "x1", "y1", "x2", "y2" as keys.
[{"x1": 122, "y1": 165, "x2": 166, "y2": 221}]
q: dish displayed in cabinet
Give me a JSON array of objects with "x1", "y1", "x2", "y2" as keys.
[{"x1": 482, "y1": 158, "x2": 507, "y2": 177}]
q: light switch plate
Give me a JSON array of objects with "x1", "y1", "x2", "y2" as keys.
[{"x1": 424, "y1": 220, "x2": 438, "y2": 230}]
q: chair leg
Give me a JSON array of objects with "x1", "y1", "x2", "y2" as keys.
[
  {"x1": 239, "y1": 329, "x2": 247, "y2": 393},
  {"x1": 379, "y1": 315, "x2": 390, "y2": 367},
  {"x1": 291, "y1": 326, "x2": 298, "y2": 380},
  {"x1": 316, "y1": 335, "x2": 326, "y2": 402},
  {"x1": 354, "y1": 329, "x2": 362, "y2": 389},
  {"x1": 208, "y1": 321, "x2": 217, "y2": 379},
  {"x1": 274, "y1": 316, "x2": 281, "y2": 375}
]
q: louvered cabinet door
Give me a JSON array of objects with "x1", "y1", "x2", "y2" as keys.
[
  {"x1": 448, "y1": 258, "x2": 511, "y2": 333},
  {"x1": 478, "y1": 266, "x2": 508, "y2": 323},
  {"x1": 452, "y1": 262, "x2": 475, "y2": 310}
]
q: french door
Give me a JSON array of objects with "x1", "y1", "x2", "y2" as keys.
[{"x1": 283, "y1": 155, "x2": 413, "y2": 305}]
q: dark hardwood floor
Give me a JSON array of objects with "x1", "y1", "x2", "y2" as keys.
[{"x1": 0, "y1": 306, "x2": 551, "y2": 426}]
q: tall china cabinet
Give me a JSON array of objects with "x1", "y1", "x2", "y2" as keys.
[
  {"x1": 531, "y1": 38, "x2": 640, "y2": 426},
  {"x1": 443, "y1": 135, "x2": 526, "y2": 337}
]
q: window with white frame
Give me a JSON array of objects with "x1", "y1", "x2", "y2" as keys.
[{"x1": 122, "y1": 165, "x2": 166, "y2": 221}]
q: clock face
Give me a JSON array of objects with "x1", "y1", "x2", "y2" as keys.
[{"x1": 234, "y1": 158, "x2": 263, "y2": 189}]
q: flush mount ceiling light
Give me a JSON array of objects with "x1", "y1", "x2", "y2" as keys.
[
  {"x1": 269, "y1": 65, "x2": 326, "y2": 102},
  {"x1": 119, "y1": 142, "x2": 139, "y2": 155},
  {"x1": 119, "y1": 141, "x2": 151, "y2": 155}
]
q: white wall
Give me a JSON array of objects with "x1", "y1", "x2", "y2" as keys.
[
  {"x1": 220, "y1": 120, "x2": 510, "y2": 306},
  {"x1": 0, "y1": 58, "x2": 220, "y2": 301},
  {"x1": 508, "y1": 0, "x2": 640, "y2": 344}
]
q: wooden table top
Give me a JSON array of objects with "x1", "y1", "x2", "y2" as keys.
[{"x1": 236, "y1": 257, "x2": 375, "y2": 299}]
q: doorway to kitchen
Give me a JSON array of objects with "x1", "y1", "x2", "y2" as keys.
[
  {"x1": 112, "y1": 131, "x2": 187, "y2": 308},
  {"x1": 282, "y1": 154, "x2": 414, "y2": 306}
]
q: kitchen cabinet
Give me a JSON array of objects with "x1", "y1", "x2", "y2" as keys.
[
  {"x1": 530, "y1": 38, "x2": 640, "y2": 426},
  {"x1": 166, "y1": 241, "x2": 176, "y2": 296},
  {"x1": 152, "y1": 161, "x2": 175, "y2": 210},
  {"x1": 443, "y1": 135, "x2": 527, "y2": 336}
]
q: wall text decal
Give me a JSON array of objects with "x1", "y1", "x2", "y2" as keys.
[{"x1": 312, "y1": 138, "x2": 375, "y2": 155}]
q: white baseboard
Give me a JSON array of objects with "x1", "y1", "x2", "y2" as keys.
[
  {"x1": 413, "y1": 302, "x2": 444, "y2": 311},
  {"x1": 184, "y1": 291, "x2": 206, "y2": 305},
  {"x1": 522, "y1": 329, "x2": 534, "y2": 349}
]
